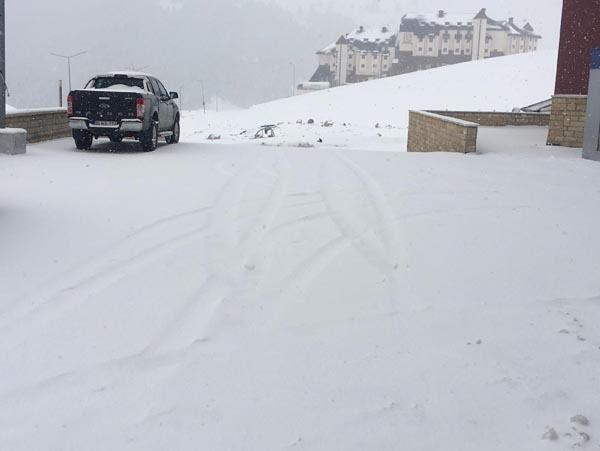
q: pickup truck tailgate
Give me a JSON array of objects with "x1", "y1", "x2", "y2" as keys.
[{"x1": 71, "y1": 90, "x2": 140, "y2": 122}]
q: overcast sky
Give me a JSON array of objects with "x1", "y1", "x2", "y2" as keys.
[{"x1": 6, "y1": 0, "x2": 562, "y2": 110}]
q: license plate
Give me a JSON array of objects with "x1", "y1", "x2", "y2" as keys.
[{"x1": 95, "y1": 121, "x2": 118, "y2": 126}]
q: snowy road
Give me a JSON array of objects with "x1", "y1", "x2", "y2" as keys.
[{"x1": 1, "y1": 129, "x2": 600, "y2": 450}]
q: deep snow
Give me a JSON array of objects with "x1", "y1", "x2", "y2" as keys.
[{"x1": 1, "y1": 51, "x2": 599, "y2": 450}]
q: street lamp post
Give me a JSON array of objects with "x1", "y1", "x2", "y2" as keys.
[
  {"x1": 0, "y1": 0, "x2": 6, "y2": 128},
  {"x1": 50, "y1": 50, "x2": 87, "y2": 94}
]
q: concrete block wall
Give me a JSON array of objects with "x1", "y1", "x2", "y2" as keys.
[
  {"x1": 407, "y1": 111, "x2": 478, "y2": 153},
  {"x1": 546, "y1": 95, "x2": 588, "y2": 148},
  {"x1": 6, "y1": 108, "x2": 70, "y2": 143},
  {"x1": 428, "y1": 111, "x2": 551, "y2": 127}
]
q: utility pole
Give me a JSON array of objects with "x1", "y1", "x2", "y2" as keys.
[
  {"x1": 0, "y1": 0, "x2": 6, "y2": 128},
  {"x1": 290, "y1": 62, "x2": 296, "y2": 96},
  {"x1": 0, "y1": 0, "x2": 25, "y2": 154},
  {"x1": 201, "y1": 80, "x2": 206, "y2": 114},
  {"x1": 50, "y1": 50, "x2": 87, "y2": 93},
  {"x1": 58, "y1": 80, "x2": 63, "y2": 107}
]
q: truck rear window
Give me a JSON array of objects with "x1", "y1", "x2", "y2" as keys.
[{"x1": 88, "y1": 77, "x2": 145, "y2": 90}]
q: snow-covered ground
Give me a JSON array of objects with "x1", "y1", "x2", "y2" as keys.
[{"x1": 2, "y1": 52, "x2": 600, "y2": 450}]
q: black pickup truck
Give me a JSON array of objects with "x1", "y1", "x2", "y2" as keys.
[{"x1": 67, "y1": 72, "x2": 180, "y2": 151}]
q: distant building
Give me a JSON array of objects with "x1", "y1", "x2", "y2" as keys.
[
  {"x1": 296, "y1": 82, "x2": 331, "y2": 95},
  {"x1": 397, "y1": 9, "x2": 540, "y2": 73},
  {"x1": 309, "y1": 8, "x2": 541, "y2": 86},
  {"x1": 311, "y1": 25, "x2": 398, "y2": 86}
]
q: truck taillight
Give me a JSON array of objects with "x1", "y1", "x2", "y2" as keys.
[
  {"x1": 67, "y1": 95, "x2": 74, "y2": 116},
  {"x1": 136, "y1": 98, "x2": 145, "y2": 119}
]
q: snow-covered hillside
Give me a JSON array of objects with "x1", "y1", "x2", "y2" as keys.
[{"x1": 183, "y1": 50, "x2": 557, "y2": 150}]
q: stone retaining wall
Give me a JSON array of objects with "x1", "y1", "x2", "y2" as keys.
[
  {"x1": 428, "y1": 111, "x2": 550, "y2": 127},
  {"x1": 407, "y1": 110, "x2": 478, "y2": 153},
  {"x1": 546, "y1": 95, "x2": 588, "y2": 148},
  {"x1": 6, "y1": 108, "x2": 70, "y2": 143}
]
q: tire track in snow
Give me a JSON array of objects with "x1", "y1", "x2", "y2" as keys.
[
  {"x1": 0, "y1": 154, "x2": 294, "y2": 402},
  {"x1": 0, "y1": 206, "x2": 214, "y2": 333},
  {"x1": 147, "y1": 152, "x2": 291, "y2": 355},
  {"x1": 270, "y1": 152, "x2": 404, "y2": 302},
  {"x1": 316, "y1": 152, "x2": 403, "y2": 299}
]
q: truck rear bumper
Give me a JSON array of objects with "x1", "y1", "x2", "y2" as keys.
[
  {"x1": 69, "y1": 118, "x2": 89, "y2": 130},
  {"x1": 69, "y1": 118, "x2": 144, "y2": 133}
]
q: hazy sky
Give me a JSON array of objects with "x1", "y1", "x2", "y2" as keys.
[
  {"x1": 6, "y1": 0, "x2": 562, "y2": 109},
  {"x1": 278, "y1": 0, "x2": 562, "y2": 47}
]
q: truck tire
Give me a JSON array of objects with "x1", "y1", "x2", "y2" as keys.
[
  {"x1": 140, "y1": 121, "x2": 159, "y2": 152},
  {"x1": 165, "y1": 117, "x2": 180, "y2": 144},
  {"x1": 73, "y1": 130, "x2": 93, "y2": 150}
]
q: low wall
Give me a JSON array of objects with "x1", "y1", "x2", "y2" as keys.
[
  {"x1": 546, "y1": 95, "x2": 588, "y2": 148},
  {"x1": 407, "y1": 110, "x2": 478, "y2": 153},
  {"x1": 6, "y1": 108, "x2": 70, "y2": 143},
  {"x1": 428, "y1": 110, "x2": 550, "y2": 127}
]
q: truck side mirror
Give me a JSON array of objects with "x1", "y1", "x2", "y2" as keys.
[{"x1": 170, "y1": 92, "x2": 179, "y2": 100}]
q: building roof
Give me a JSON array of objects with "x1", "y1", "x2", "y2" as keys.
[
  {"x1": 504, "y1": 19, "x2": 542, "y2": 38},
  {"x1": 521, "y1": 98, "x2": 552, "y2": 112},
  {"x1": 309, "y1": 64, "x2": 332, "y2": 83},
  {"x1": 400, "y1": 10, "x2": 541, "y2": 38},
  {"x1": 318, "y1": 25, "x2": 397, "y2": 54},
  {"x1": 402, "y1": 12, "x2": 475, "y2": 27}
]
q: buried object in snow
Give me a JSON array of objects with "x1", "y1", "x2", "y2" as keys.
[{"x1": 254, "y1": 124, "x2": 277, "y2": 139}]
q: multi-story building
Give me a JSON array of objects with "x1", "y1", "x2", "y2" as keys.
[
  {"x1": 312, "y1": 25, "x2": 398, "y2": 86},
  {"x1": 397, "y1": 9, "x2": 541, "y2": 73},
  {"x1": 309, "y1": 8, "x2": 541, "y2": 86}
]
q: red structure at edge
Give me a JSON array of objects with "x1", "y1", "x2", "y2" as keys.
[{"x1": 555, "y1": 0, "x2": 600, "y2": 95}]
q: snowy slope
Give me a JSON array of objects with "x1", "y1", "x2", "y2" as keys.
[{"x1": 183, "y1": 50, "x2": 557, "y2": 149}]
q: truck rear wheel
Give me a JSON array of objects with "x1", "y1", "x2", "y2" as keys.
[
  {"x1": 141, "y1": 121, "x2": 159, "y2": 152},
  {"x1": 166, "y1": 117, "x2": 180, "y2": 144},
  {"x1": 73, "y1": 130, "x2": 93, "y2": 150}
]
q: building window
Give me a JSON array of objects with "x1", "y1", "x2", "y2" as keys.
[
  {"x1": 418, "y1": 47, "x2": 423, "y2": 51},
  {"x1": 361, "y1": 64, "x2": 365, "y2": 68},
  {"x1": 383, "y1": 55, "x2": 388, "y2": 60},
  {"x1": 361, "y1": 54, "x2": 366, "y2": 59},
  {"x1": 428, "y1": 47, "x2": 433, "y2": 52}
]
